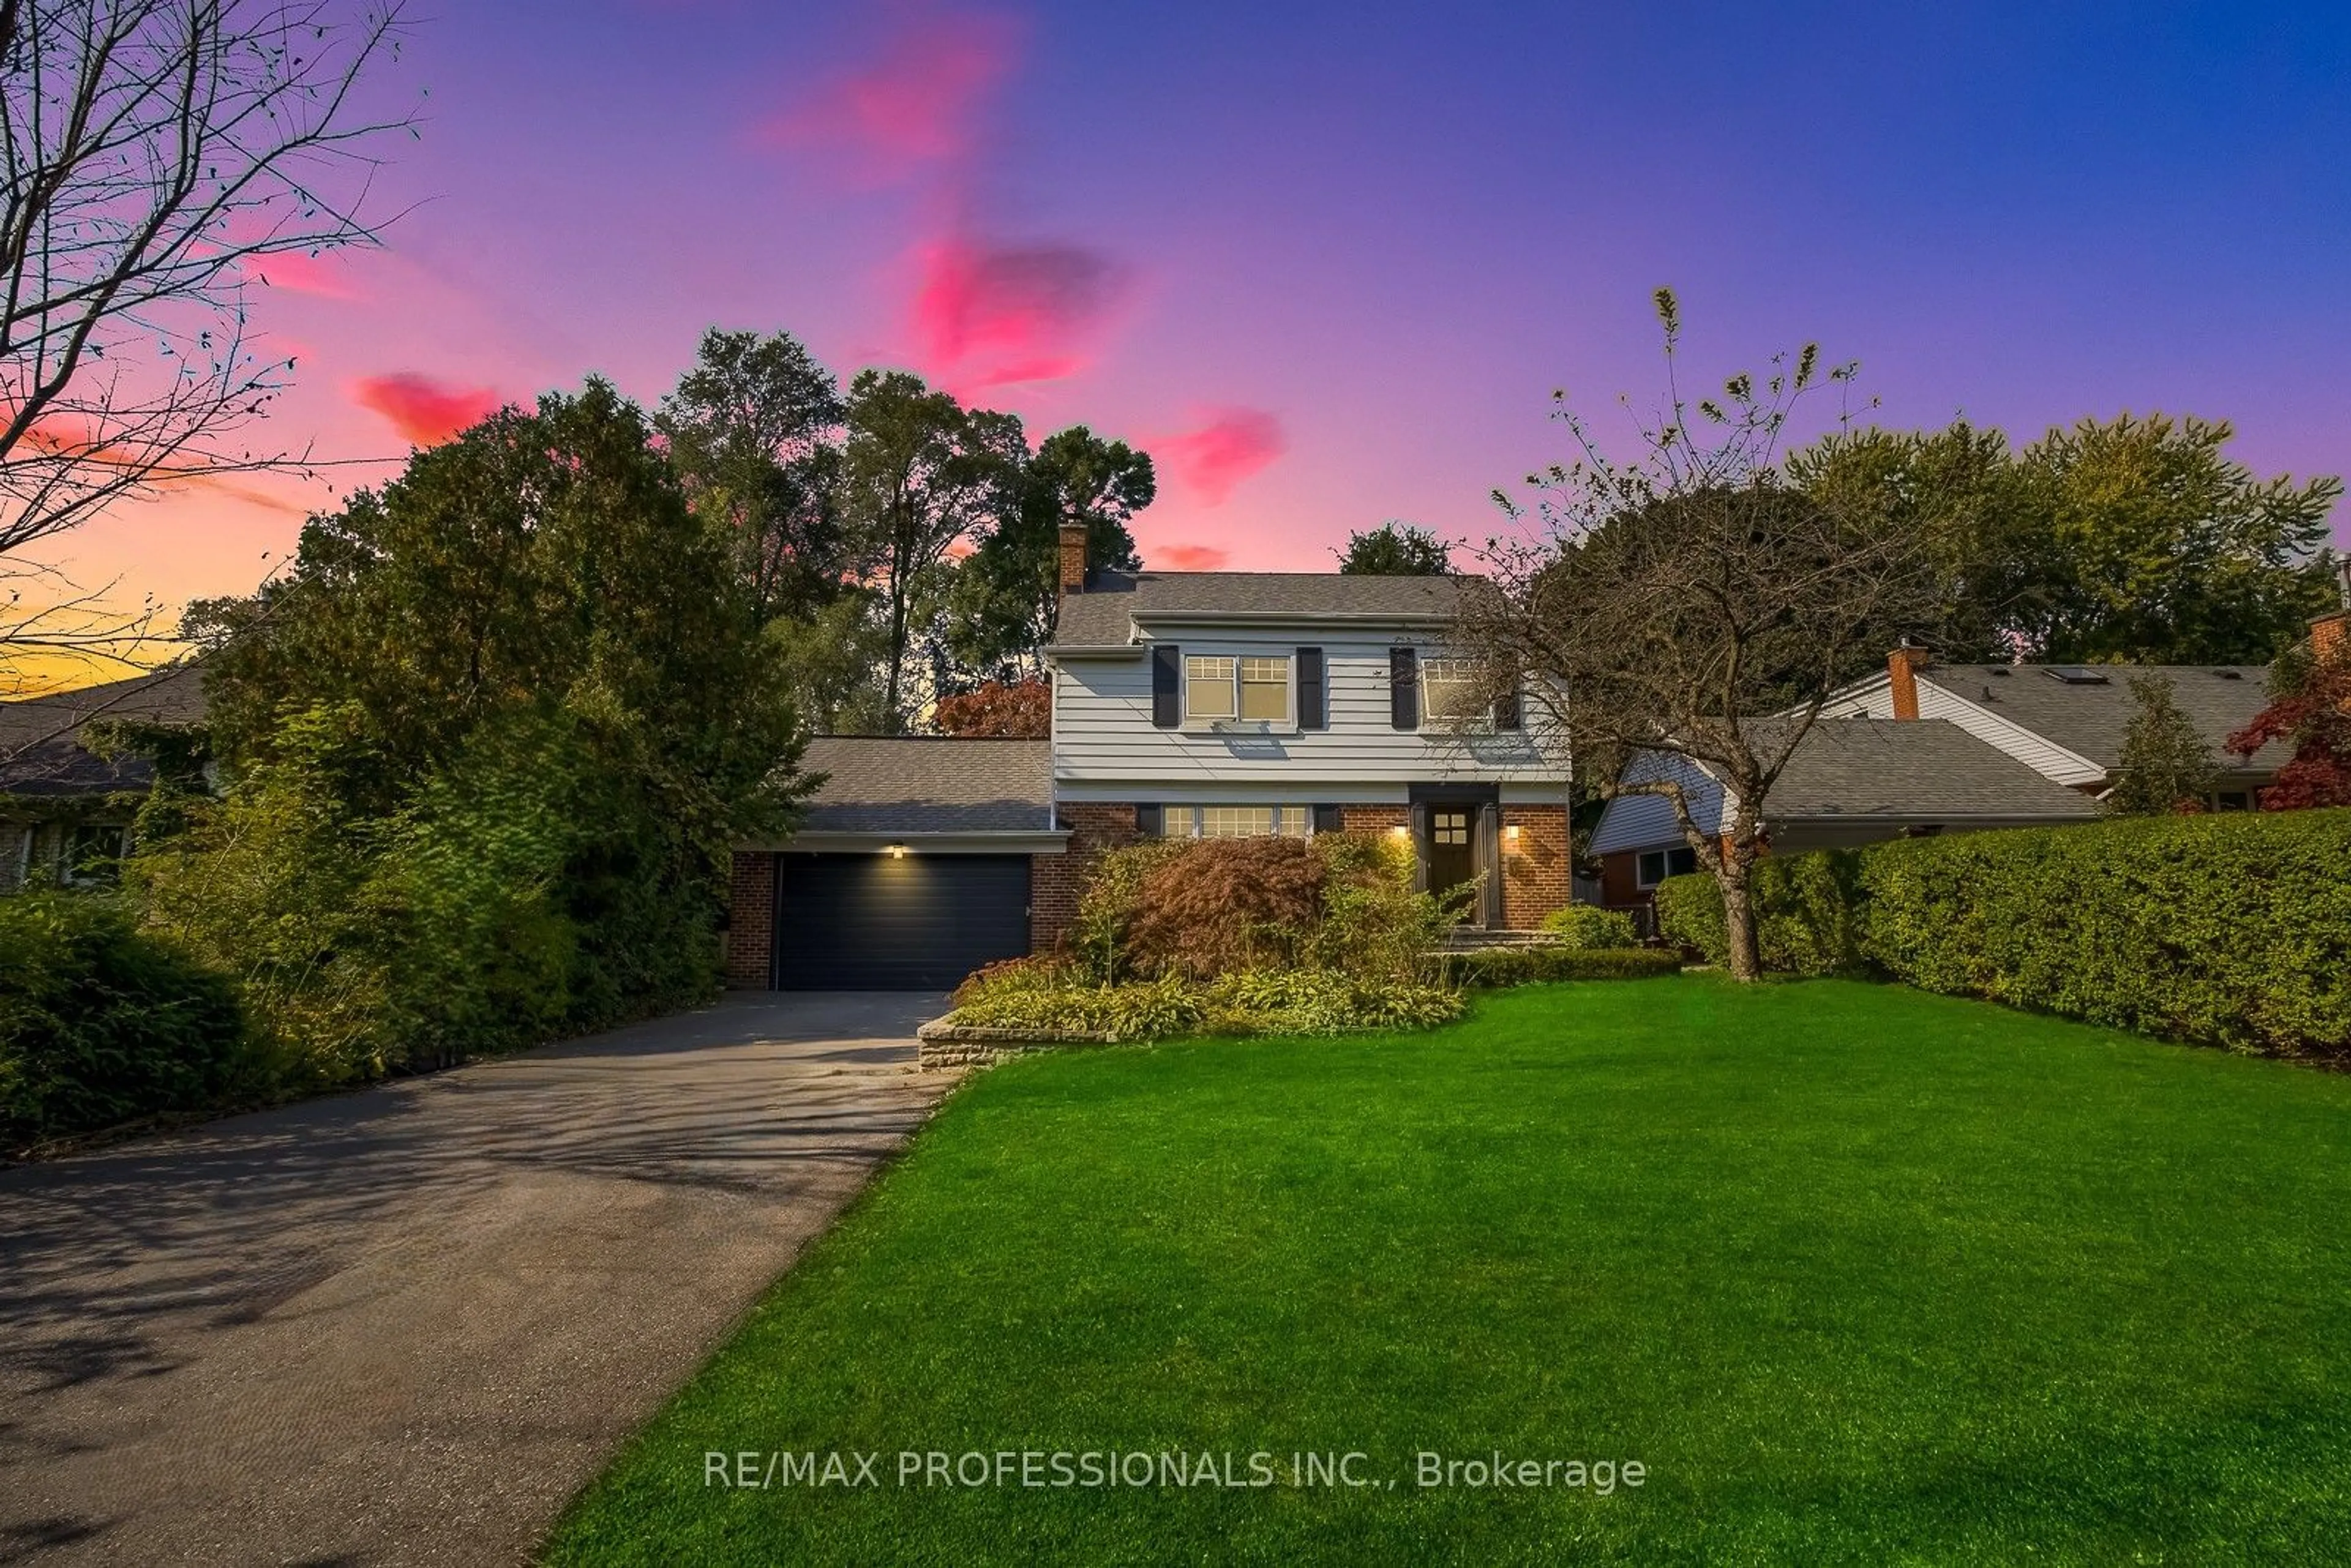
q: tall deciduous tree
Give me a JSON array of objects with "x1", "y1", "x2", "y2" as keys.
[
  {"x1": 839, "y1": 370, "x2": 1016, "y2": 730},
  {"x1": 1, "y1": 0, "x2": 418, "y2": 673},
  {"x1": 1338, "y1": 521, "x2": 1453, "y2": 576},
  {"x1": 951, "y1": 424, "x2": 1150, "y2": 679},
  {"x1": 1466, "y1": 290, "x2": 1940, "y2": 981},
  {"x1": 2104, "y1": 675, "x2": 2218, "y2": 814},
  {"x1": 656, "y1": 328, "x2": 846, "y2": 627},
  {"x1": 1788, "y1": 414, "x2": 2342, "y2": 666}
]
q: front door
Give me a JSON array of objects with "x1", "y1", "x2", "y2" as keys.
[{"x1": 1425, "y1": 806, "x2": 1479, "y2": 920}]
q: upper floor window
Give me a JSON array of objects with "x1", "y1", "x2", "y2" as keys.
[
  {"x1": 1421, "y1": 657, "x2": 1485, "y2": 726},
  {"x1": 1185, "y1": 653, "x2": 1291, "y2": 726}
]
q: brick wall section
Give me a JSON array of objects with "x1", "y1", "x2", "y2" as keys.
[
  {"x1": 1501, "y1": 803, "x2": 1570, "y2": 929},
  {"x1": 1339, "y1": 804, "x2": 1409, "y2": 835},
  {"x1": 724, "y1": 851, "x2": 774, "y2": 988},
  {"x1": 1032, "y1": 803, "x2": 1142, "y2": 951}
]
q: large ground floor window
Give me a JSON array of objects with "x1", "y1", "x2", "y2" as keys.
[{"x1": 1158, "y1": 805, "x2": 1314, "y2": 839}]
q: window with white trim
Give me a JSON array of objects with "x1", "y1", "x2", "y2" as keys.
[
  {"x1": 1420, "y1": 657, "x2": 1485, "y2": 726},
  {"x1": 1156, "y1": 805, "x2": 1314, "y2": 839},
  {"x1": 1237, "y1": 656, "x2": 1291, "y2": 722},
  {"x1": 1185, "y1": 653, "x2": 1292, "y2": 726},
  {"x1": 1635, "y1": 846, "x2": 1698, "y2": 887},
  {"x1": 1183, "y1": 655, "x2": 1236, "y2": 722}
]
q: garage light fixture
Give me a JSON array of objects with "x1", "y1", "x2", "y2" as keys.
[{"x1": 886, "y1": 842, "x2": 907, "y2": 859}]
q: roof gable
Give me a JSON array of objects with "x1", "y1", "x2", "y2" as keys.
[{"x1": 1052, "y1": 571, "x2": 1474, "y2": 648}]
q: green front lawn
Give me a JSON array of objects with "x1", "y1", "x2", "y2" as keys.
[{"x1": 547, "y1": 978, "x2": 2351, "y2": 1566}]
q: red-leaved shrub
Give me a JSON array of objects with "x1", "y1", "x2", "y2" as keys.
[{"x1": 1125, "y1": 837, "x2": 1327, "y2": 978}]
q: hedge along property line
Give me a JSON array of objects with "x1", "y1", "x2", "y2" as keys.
[
  {"x1": 1652, "y1": 808, "x2": 2351, "y2": 1057},
  {"x1": 1434, "y1": 945, "x2": 1682, "y2": 988}
]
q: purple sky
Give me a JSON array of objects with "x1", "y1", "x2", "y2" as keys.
[{"x1": 34, "y1": 0, "x2": 2350, "y2": 621}]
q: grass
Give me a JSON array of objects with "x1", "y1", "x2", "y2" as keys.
[{"x1": 545, "y1": 977, "x2": 2351, "y2": 1566}]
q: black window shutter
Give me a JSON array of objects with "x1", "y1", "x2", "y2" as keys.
[
  {"x1": 1151, "y1": 644, "x2": 1181, "y2": 727},
  {"x1": 1389, "y1": 646, "x2": 1419, "y2": 729},
  {"x1": 1135, "y1": 803, "x2": 1163, "y2": 836},
  {"x1": 1297, "y1": 647, "x2": 1325, "y2": 730},
  {"x1": 1493, "y1": 684, "x2": 1522, "y2": 730},
  {"x1": 1311, "y1": 804, "x2": 1344, "y2": 834}
]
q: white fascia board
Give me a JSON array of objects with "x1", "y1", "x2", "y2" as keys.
[{"x1": 1044, "y1": 643, "x2": 1146, "y2": 661}]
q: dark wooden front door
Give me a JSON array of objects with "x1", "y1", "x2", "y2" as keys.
[{"x1": 1425, "y1": 806, "x2": 1478, "y2": 917}]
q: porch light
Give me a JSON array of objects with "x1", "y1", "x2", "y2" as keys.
[
  {"x1": 886, "y1": 842, "x2": 907, "y2": 859},
  {"x1": 1505, "y1": 824, "x2": 1522, "y2": 846},
  {"x1": 1388, "y1": 825, "x2": 1411, "y2": 839}
]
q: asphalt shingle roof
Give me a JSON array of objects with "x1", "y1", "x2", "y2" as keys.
[
  {"x1": 1764, "y1": 718, "x2": 2102, "y2": 821},
  {"x1": 0, "y1": 666, "x2": 207, "y2": 798},
  {"x1": 1920, "y1": 662, "x2": 2284, "y2": 771},
  {"x1": 798, "y1": 737, "x2": 1052, "y2": 834},
  {"x1": 1052, "y1": 571, "x2": 1475, "y2": 647}
]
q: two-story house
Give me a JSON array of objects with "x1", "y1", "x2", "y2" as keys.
[{"x1": 726, "y1": 524, "x2": 1575, "y2": 989}]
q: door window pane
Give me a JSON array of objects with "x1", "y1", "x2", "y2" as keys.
[{"x1": 1433, "y1": 809, "x2": 1472, "y2": 846}]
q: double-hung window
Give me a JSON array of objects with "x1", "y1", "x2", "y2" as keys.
[
  {"x1": 1420, "y1": 657, "x2": 1485, "y2": 727},
  {"x1": 1184, "y1": 653, "x2": 1291, "y2": 726}
]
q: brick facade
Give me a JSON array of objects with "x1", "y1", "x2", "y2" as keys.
[
  {"x1": 1030, "y1": 803, "x2": 1141, "y2": 951},
  {"x1": 723, "y1": 850, "x2": 774, "y2": 988},
  {"x1": 1499, "y1": 803, "x2": 1571, "y2": 929},
  {"x1": 1338, "y1": 803, "x2": 1409, "y2": 835}
]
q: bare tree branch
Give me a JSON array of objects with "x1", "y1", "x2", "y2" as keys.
[{"x1": 0, "y1": 0, "x2": 416, "y2": 585}]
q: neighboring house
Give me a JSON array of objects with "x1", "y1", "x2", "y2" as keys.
[
  {"x1": 0, "y1": 666, "x2": 206, "y2": 891},
  {"x1": 1818, "y1": 645, "x2": 2291, "y2": 808},
  {"x1": 1586, "y1": 636, "x2": 2303, "y2": 915},
  {"x1": 725, "y1": 524, "x2": 1577, "y2": 989},
  {"x1": 1588, "y1": 717, "x2": 2102, "y2": 911}
]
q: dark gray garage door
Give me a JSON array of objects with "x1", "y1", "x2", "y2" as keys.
[{"x1": 772, "y1": 852, "x2": 1033, "y2": 990}]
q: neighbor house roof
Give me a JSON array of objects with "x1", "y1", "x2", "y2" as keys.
[
  {"x1": 1052, "y1": 571, "x2": 1476, "y2": 648},
  {"x1": 0, "y1": 666, "x2": 208, "y2": 799},
  {"x1": 797, "y1": 736, "x2": 1054, "y2": 835},
  {"x1": 1760, "y1": 718, "x2": 2103, "y2": 822},
  {"x1": 1915, "y1": 662, "x2": 2284, "y2": 771}
]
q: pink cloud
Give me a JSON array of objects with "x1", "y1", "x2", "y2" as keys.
[
  {"x1": 758, "y1": 6, "x2": 1017, "y2": 182},
  {"x1": 912, "y1": 235, "x2": 1127, "y2": 390},
  {"x1": 350, "y1": 374, "x2": 503, "y2": 447},
  {"x1": 248, "y1": 251, "x2": 364, "y2": 302},
  {"x1": 1155, "y1": 544, "x2": 1231, "y2": 571},
  {"x1": 1155, "y1": 409, "x2": 1286, "y2": 506}
]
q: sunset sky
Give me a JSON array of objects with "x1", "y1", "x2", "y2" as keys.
[{"x1": 27, "y1": 0, "x2": 2351, "y2": 629}]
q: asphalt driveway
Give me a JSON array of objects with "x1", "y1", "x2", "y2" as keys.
[{"x1": 0, "y1": 992, "x2": 954, "y2": 1568}]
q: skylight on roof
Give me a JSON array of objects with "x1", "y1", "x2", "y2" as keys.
[{"x1": 2044, "y1": 666, "x2": 2110, "y2": 685}]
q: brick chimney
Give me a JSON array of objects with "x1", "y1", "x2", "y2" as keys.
[
  {"x1": 1058, "y1": 520, "x2": 1088, "y2": 600},
  {"x1": 2312, "y1": 558, "x2": 2351, "y2": 664},
  {"x1": 1886, "y1": 639, "x2": 1930, "y2": 721}
]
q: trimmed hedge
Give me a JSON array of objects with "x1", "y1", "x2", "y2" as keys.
[
  {"x1": 1653, "y1": 809, "x2": 2351, "y2": 1056},
  {"x1": 1436, "y1": 945, "x2": 1683, "y2": 988},
  {"x1": 947, "y1": 958, "x2": 1464, "y2": 1042},
  {"x1": 1, "y1": 891, "x2": 254, "y2": 1151}
]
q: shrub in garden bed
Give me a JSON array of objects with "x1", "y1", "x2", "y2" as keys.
[
  {"x1": 1, "y1": 891, "x2": 255, "y2": 1152},
  {"x1": 1437, "y1": 945, "x2": 1682, "y2": 988},
  {"x1": 1652, "y1": 808, "x2": 2351, "y2": 1056},
  {"x1": 947, "y1": 958, "x2": 1460, "y2": 1042},
  {"x1": 1539, "y1": 904, "x2": 1641, "y2": 950}
]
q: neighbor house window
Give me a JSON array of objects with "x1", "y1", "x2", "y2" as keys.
[
  {"x1": 1183, "y1": 656, "x2": 1236, "y2": 722},
  {"x1": 1185, "y1": 654, "x2": 1291, "y2": 726},
  {"x1": 2213, "y1": 790, "x2": 2252, "y2": 812},
  {"x1": 64, "y1": 823, "x2": 127, "y2": 885},
  {"x1": 1635, "y1": 846, "x2": 1698, "y2": 887},
  {"x1": 1420, "y1": 657, "x2": 1485, "y2": 727},
  {"x1": 1161, "y1": 805, "x2": 1314, "y2": 838}
]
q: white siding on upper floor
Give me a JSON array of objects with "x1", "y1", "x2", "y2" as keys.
[
  {"x1": 1823, "y1": 673, "x2": 2104, "y2": 787},
  {"x1": 1049, "y1": 623, "x2": 1570, "y2": 793}
]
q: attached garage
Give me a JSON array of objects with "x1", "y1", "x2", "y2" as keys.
[
  {"x1": 727, "y1": 736, "x2": 1067, "y2": 992},
  {"x1": 773, "y1": 851, "x2": 1033, "y2": 990}
]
